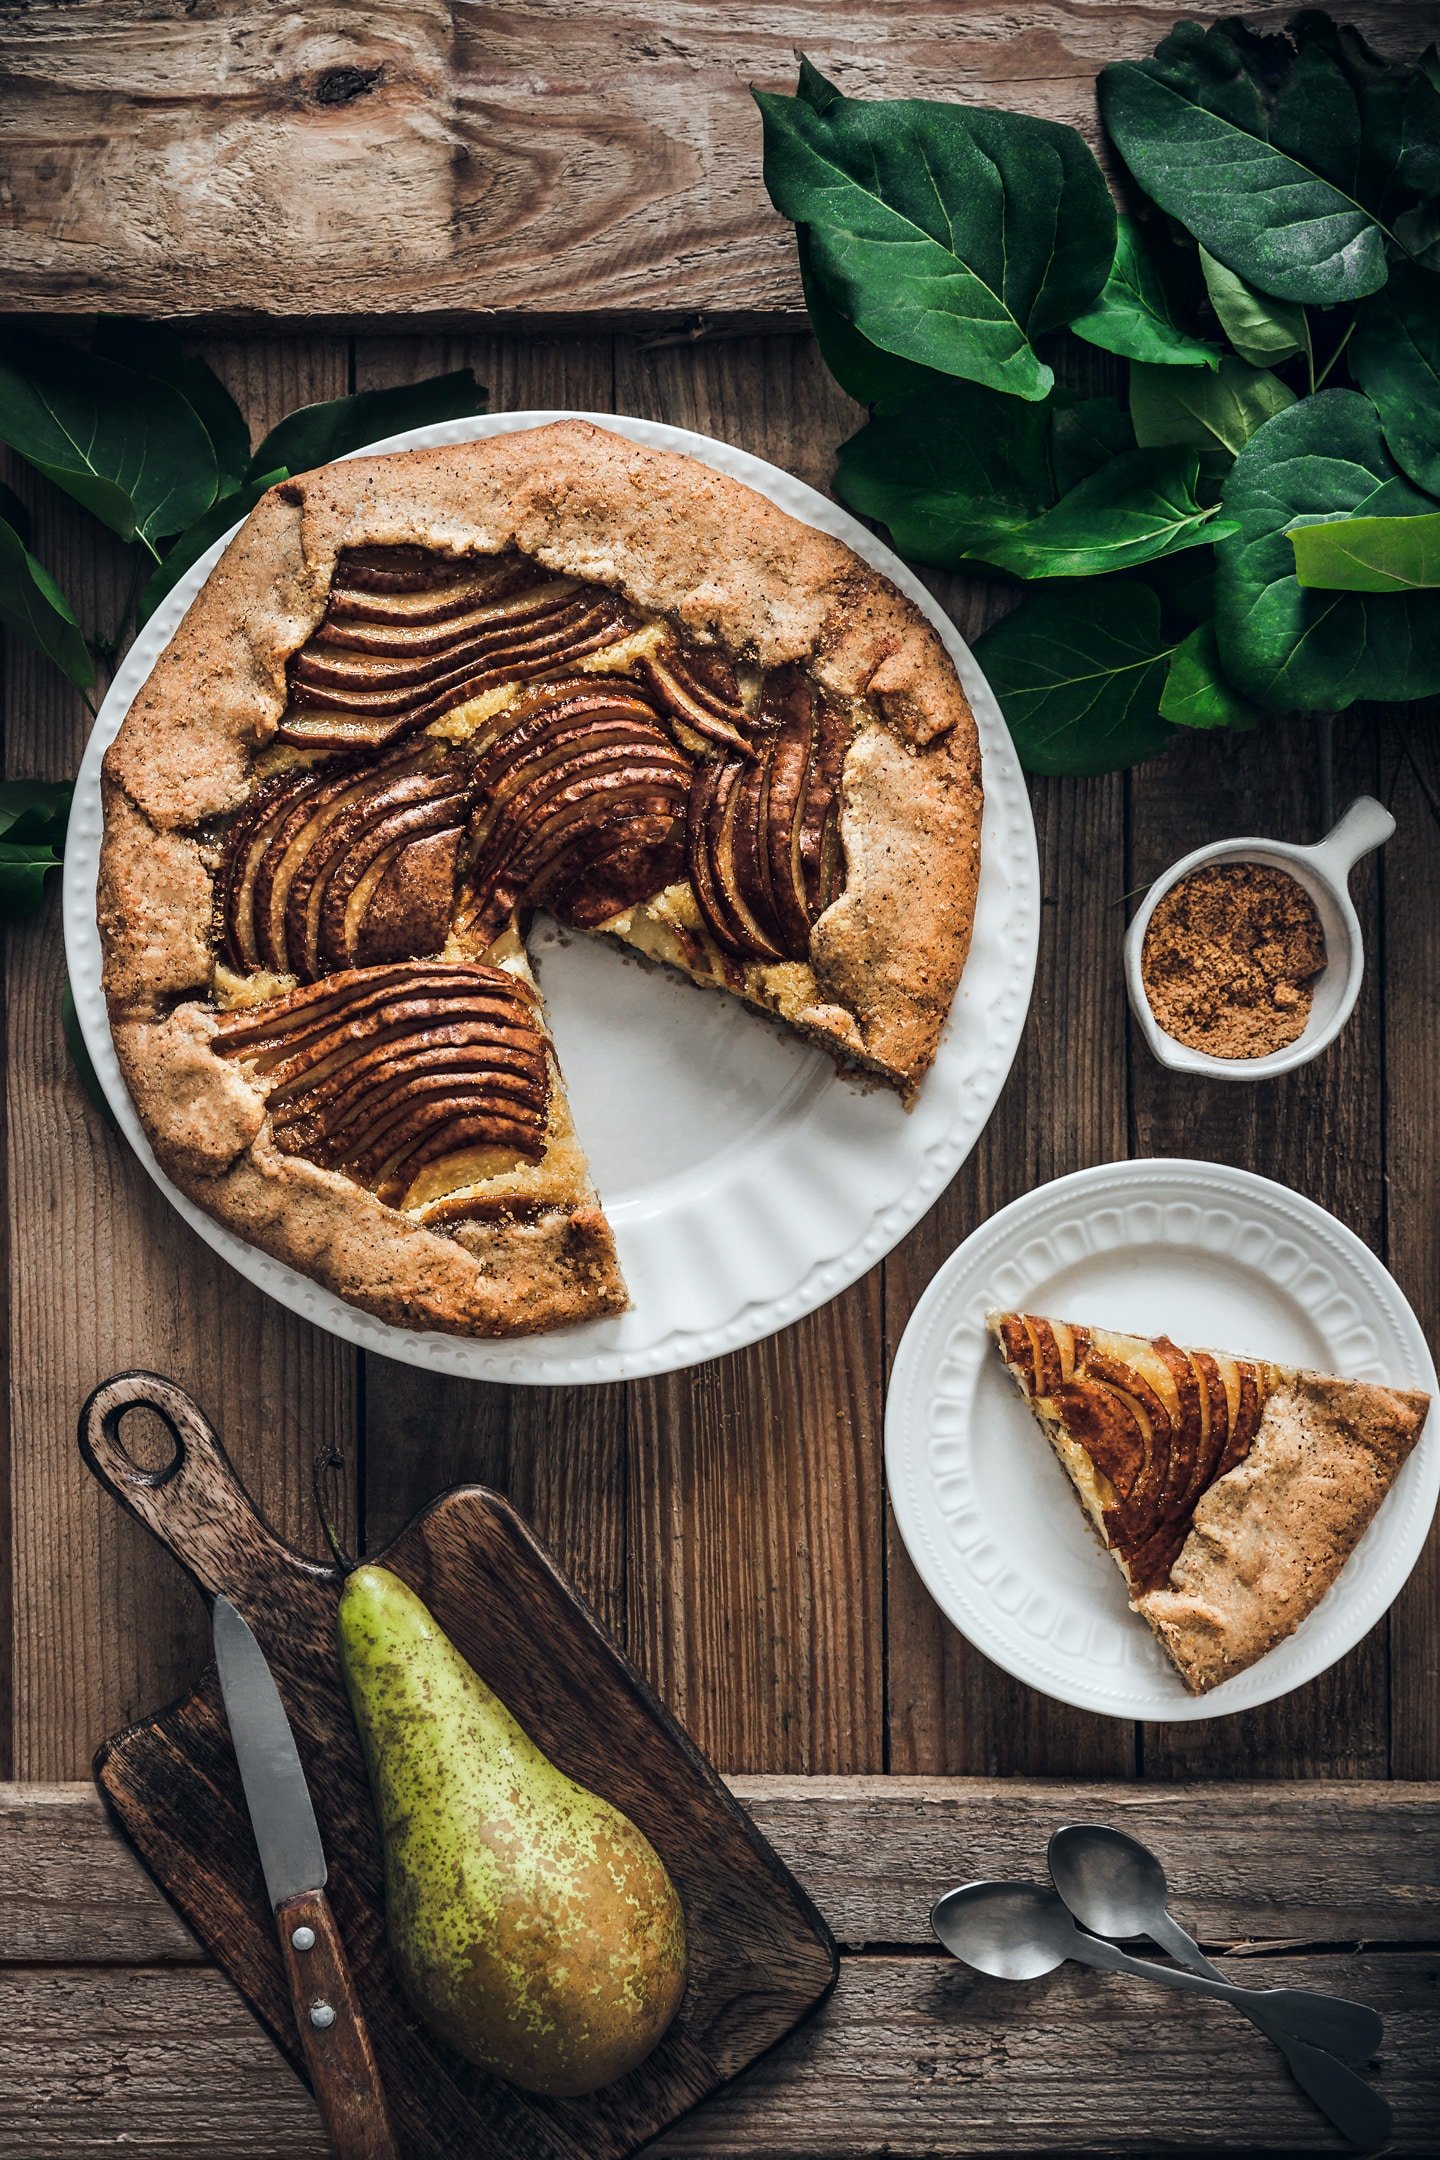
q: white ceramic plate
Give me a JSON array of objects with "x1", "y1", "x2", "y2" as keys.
[
  {"x1": 886, "y1": 1158, "x2": 1438, "y2": 1720},
  {"x1": 64, "y1": 411, "x2": 1039, "y2": 1385}
]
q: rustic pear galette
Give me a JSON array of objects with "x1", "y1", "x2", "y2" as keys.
[
  {"x1": 990, "y1": 1312, "x2": 1430, "y2": 1694},
  {"x1": 98, "y1": 423, "x2": 983, "y2": 1336}
]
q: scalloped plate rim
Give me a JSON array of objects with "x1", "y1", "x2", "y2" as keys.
[
  {"x1": 63, "y1": 409, "x2": 1038, "y2": 1385},
  {"x1": 885, "y1": 1157, "x2": 1438, "y2": 1722}
]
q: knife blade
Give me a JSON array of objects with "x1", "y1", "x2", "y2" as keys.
[{"x1": 213, "y1": 1596, "x2": 399, "y2": 2160}]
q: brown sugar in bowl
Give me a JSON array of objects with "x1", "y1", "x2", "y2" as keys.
[
  {"x1": 1123, "y1": 798, "x2": 1395, "y2": 1080},
  {"x1": 1142, "y1": 861, "x2": 1326, "y2": 1060}
]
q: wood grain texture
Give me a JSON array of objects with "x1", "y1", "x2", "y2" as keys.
[
  {"x1": 1383, "y1": 718, "x2": 1440, "y2": 1779},
  {"x1": 0, "y1": 2, "x2": 1429, "y2": 324},
  {"x1": 1128, "y1": 717, "x2": 1390, "y2": 1782},
  {"x1": 2, "y1": 1951, "x2": 1435, "y2": 2158},
  {"x1": 880, "y1": 331, "x2": 1138, "y2": 1786},
  {"x1": 85, "y1": 1399, "x2": 835, "y2": 2160},
  {"x1": 1, "y1": 340, "x2": 358, "y2": 1782},
  {"x1": 9, "y1": 1777, "x2": 1439, "y2": 1963},
  {"x1": 5, "y1": 1779, "x2": 1437, "y2": 2155},
  {"x1": 352, "y1": 330, "x2": 634, "y2": 1661},
  {"x1": 613, "y1": 331, "x2": 888, "y2": 1776},
  {"x1": 883, "y1": 767, "x2": 1135, "y2": 1783}
]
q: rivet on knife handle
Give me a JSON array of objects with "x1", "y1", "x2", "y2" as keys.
[{"x1": 276, "y1": 1885, "x2": 399, "y2": 2160}]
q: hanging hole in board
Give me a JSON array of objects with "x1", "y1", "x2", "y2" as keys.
[{"x1": 108, "y1": 1403, "x2": 184, "y2": 1485}]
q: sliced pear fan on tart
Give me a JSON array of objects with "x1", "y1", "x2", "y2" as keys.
[
  {"x1": 989, "y1": 1311, "x2": 1429, "y2": 1695},
  {"x1": 97, "y1": 423, "x2": 983, "y2": 1338}
]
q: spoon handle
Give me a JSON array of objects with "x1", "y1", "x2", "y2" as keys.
[
  {"x1": 1147, "y1": 1913, "x2": 1392, "y2": 2149},
  {"x1": 1070, "y1": 1932, "x2": 1383, "y2": 2057},
  {"x1": 1147, "y1": 1910, "x2": 1370, "y2": 2068}
]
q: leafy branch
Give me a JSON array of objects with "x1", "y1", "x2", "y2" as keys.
[{"x1": 757, "y1": 11, "x2": 1440, "y2": 779}]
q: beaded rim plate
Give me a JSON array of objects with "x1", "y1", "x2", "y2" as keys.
[
  {"x1": 64, "y1": 411, "x2": 1039, "y2": 1384},
  {"x1": 885, "y1": 1158, "x2": 1438, "y2": 1720}
]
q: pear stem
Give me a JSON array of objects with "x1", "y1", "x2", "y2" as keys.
[{"x1": 311, "y1": 1446, "x2": 356, "y2": 1575}]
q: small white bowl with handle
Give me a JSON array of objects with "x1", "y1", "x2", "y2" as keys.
[{"x1": 1124, "y1": 796, "x2": 1396, "y2": 1080}]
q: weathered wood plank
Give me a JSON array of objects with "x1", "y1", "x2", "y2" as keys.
[
  {"x1": 883, "y1": 764, "x2": 1135, "y2": 1783},
  {"x1": 351, "y1": 331, "x2": 635, "y2": 1651},
  {"x1": 1128, "y1": 716, "x2": 1391, "y2": 1781},
  {"x1": 11, "y1": 1779, "x2": 1439, "y2": 1964},
  {"x1": 879, "y1": 330, "x2": 1137, "y2": 1784},
  {"x1": 1, "y1": 3, "x2": 1427, "y2": 324},
  {"x1": 1383, "y1": 719, "x2": 1440, "y2": 1780},
  {"x1": 658, "y1": 1950, "x2": 1439, "y2": 2157},
  {"x1": 2, "y1": 1950, "x2": 1435, "y2": 2158},
  {"x1": 613, "y1": 331, "x2": 887, "y2": 1775},
  {"x1": 2, "y1": 340, "x2": 359, "y2": 1782}
]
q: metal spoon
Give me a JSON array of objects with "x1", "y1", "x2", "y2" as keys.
[
  {"x1": 931, "y1": 1881, "x2": 1385, "y2": 2067},
  {"x1": 1048, "y1": 1824, "x2": 1392, "y2": 2152}
]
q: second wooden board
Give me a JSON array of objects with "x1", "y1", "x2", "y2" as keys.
[{"x1": 79, "y1": 1371, "x2": 837, "y2": 2160}]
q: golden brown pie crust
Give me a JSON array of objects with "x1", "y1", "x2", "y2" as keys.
[
  {"x1": 990, "y1": 1312, "x2": 1429, "y2": 1695},
  {"x1": 98, "y1": 423, "x2": 983, "y2": 1338}
]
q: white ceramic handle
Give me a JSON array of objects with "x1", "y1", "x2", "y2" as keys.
[{"x1": 1310, "y1": 796, "x2": 1395, "y2": 882}]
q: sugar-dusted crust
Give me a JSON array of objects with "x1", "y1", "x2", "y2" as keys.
[
  {"x1": 989, "y1": 1310, "x2": 1429, "y2": 1695},
  {"x1": 110, "y1": 995, "x2": 626, "y2": 1340},
  {"x1": 1139, "y1": 1372, "x2": 1429, "y2": 1694},
  {"x1": 99, "y1": 422, "x2": 981, "y2": 1337}
]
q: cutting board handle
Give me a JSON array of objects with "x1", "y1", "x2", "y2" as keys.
[{"x1": 79, "y1": 1370, "x2": 322, "y2": 1601}]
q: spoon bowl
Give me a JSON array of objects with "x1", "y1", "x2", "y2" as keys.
[
  {"x1": 1048, "y1": 1821, "x2": 1173, "y2": 1940},
  {"x1": 930, "y1": 1880, "x2": 1077, "y2": 1981}
]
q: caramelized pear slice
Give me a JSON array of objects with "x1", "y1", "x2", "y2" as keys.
[
  {"x1": 282, "y1": 547, "x2": 642, "y2": 749},
  {"x1": 458, "y1": 680, "x2": 691, "y2": 942},
  {"x1": 685, "y1": 670, "x2": 852, "y2": 963},
  {"x1": 218, "y1": 749, "x2": 472, "y2": 984},
  {"x1": 640, "y1": 642, "x2": 754, "y2": 756},
  {"x1": 212, "y1": 964, "x2": 553, "y2": 1209}
]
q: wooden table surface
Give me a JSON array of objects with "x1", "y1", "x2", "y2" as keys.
[{"x1": 1, "y1": 3, "x2": 1438, "y2": 2153}]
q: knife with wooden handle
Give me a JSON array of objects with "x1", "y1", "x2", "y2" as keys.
[{"x1": 213, "y1": 1595, "x2": 399, "y2": 2160}]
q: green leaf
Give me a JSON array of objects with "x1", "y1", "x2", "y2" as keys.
[
  {"x1": 0, "y1": 329, "x2": 217, "y2": 549},
  {"x1": 0, "y1": 517, "x2": 95, "y2": 690},
  {"x1": 1159, "y1": 621, "x2": 1261, "y2": 730},
  {"x1": 1130, "y1": 356, "x2": 1298, "y2": 468},
  {"x1": 137, "y1": 470, "x2": 287, "y2": 629},
  {"x1": 0, "y1": 480, "x2": 31, "y2": 546},
  {"x1": 1099, "y1": 15, "x2": 1439, "y2": 304},
  {"x1": 0, "y1": 778, "x2": 71, "y2": 917},
  {"x1": 755, "y1": 61, "x2": 1114, "y2": 401},
  {"x1": 969, "y1": 449, "x2": 1235, "y2": 579},
  {"x1": 973, "y1": 579, "x2": 1177, "y2": 775},
  {"x1": 62, "y1": 978, "x2": 117, "y2": 1130},
  {"x1": 94, "y1": 319, "x2": 251, "y2": 490},
  {"x1": 835, "y1": 383, "x2": 1053, "y2": 567},
  {"x1": 1070, "y1": 215, "x2": 1221, "y2": 368},
  {"x1": 1214, "y1": 388, "x2": 1440, "y2": 711},
  {"x1": 1290, "y1": 510, "x2": 1440, "y2": 592},
  {"x1": 0, "y1": 778, "x2": 71, "y2": 843},
  {"x1": 1049, "y1": 396, "x2": 1136, "y2": 494},
  {"x1": 247, "y1": 371, "x2": 487, "y2": 482},
  {"x1": 798, "y1": 232, "x2": 947, "y2": 411},
  {"x1": 1198, "y1": 248, "x2": 1307, "y2": 366},
  {"x1": 1350, "y1": 264, "x2": 1440, "y2": 495}
]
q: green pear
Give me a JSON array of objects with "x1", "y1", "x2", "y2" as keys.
[{"x1": 337, "y1": 1564, "x2": 687, "y2": 2096}]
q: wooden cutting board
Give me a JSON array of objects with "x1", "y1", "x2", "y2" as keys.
[{"x1": 79, "y1": 1371, "x2": 838, "y2": 2160}]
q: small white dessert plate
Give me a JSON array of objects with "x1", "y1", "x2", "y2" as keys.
[
  {"x1": 64, "y1": 410, "x2": 1039, "y2": 1385},
  {"x1": 886, "y1": 1158, "x2": 1437, "y2": 1721}
]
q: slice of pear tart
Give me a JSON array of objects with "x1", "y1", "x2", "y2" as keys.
[
  {"x1": 97, "y1": 423, "x2": 982, "y2": 1336},
  {"x1": 989, "y1": 1311, "x2": 1429, "y2": 1694}
]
